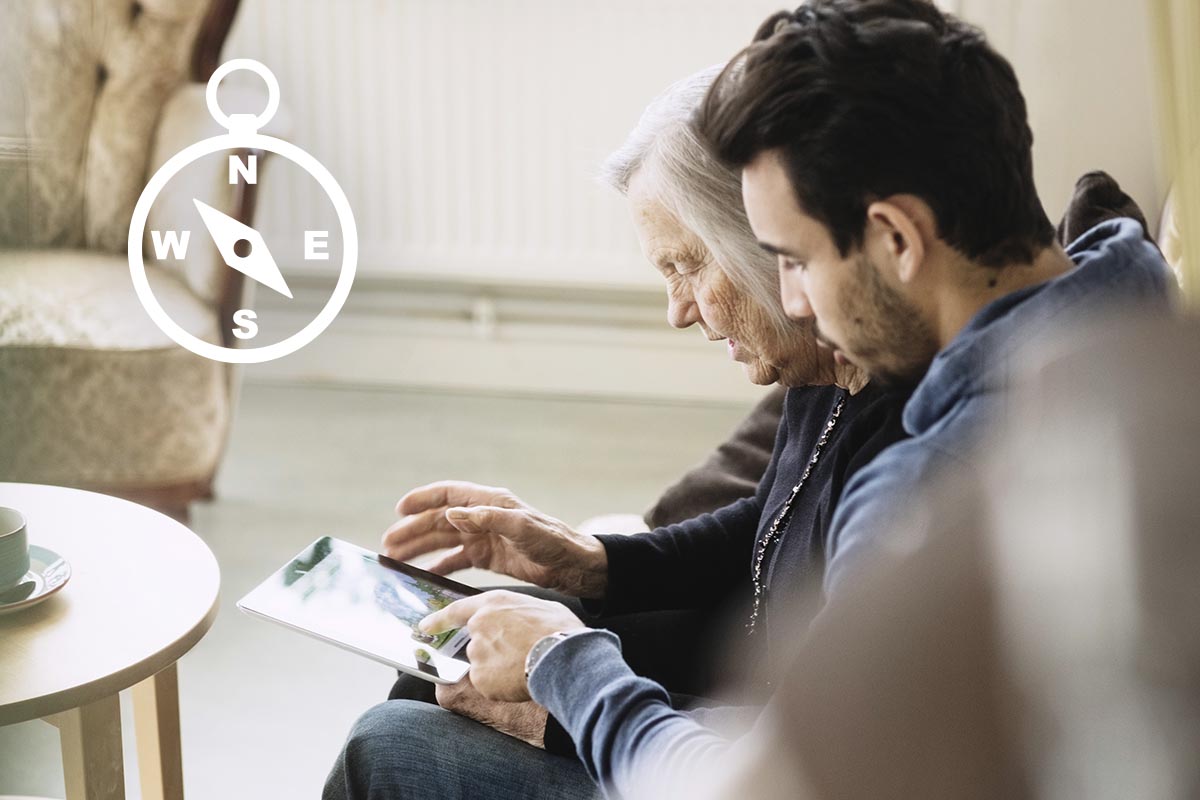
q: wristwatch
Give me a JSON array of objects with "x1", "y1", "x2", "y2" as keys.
[{"x1": 524, "y1": 630, "x2": 588, "y2": 683}]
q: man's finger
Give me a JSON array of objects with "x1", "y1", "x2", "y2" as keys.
[
  {"x1": 396, "y1": 481, "x2": 505, "y2": 516},
  {"x1": 421, "y1": 593, "x2": 491, "y2": 634}
]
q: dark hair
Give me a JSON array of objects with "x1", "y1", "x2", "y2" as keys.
[{"x1": 697, "y1": 0, "x2": 1056, "y2": 268}]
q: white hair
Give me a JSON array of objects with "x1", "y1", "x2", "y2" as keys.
[{"x1": 600, "y1": 64, "x2": 790, "y2": 335}]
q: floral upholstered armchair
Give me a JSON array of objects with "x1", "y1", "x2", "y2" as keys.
[{"x1": 0, "y1": 0, "x2": 263, "y2": 520}]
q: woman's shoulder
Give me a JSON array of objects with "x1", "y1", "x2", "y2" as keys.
[
  {"x1": 847, "y1": 381, "x2": 913, "y2": 418},
  {"x1": 781, "y1": 383, "x2": 844, "y2": 422},
  {"x1": 782, "y1": 382, "x2": 911, "y2": 426},
  {"x1": 835, "y1": 382, "x2": 914, "y2": 467}
]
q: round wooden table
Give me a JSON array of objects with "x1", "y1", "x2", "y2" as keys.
[{"x1": 0, "y1": 483, "x2": 220, "y2": 800}]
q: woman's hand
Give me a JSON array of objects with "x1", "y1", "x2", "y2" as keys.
[
  {"x1": 435, "y1": 673, "x2": 549, "y2": 749},
  {"x1": 382, "y1": 480, "x2": 608, "y2": 598}
]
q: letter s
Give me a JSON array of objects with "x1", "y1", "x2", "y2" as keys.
[{"x1": 232, "y1": 309, "x2": 258, "y2": 340}]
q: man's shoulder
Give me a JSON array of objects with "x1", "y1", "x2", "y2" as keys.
[
  {"x1": 840, "y1": 432, "x2": 963, "y2": 511},
  {"x1": 825, "y1": 424, "x2": 974, "y2": 595}
]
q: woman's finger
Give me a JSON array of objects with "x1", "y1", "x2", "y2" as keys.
[
  {"x1": 395, "y1": 481, "x2": 509, "y2": 516},
  {"x1": 446, "y1": 506, "x2": 543, "y2": 544},
  {"x1": 426, "y1": 546, "x2": 474, "y2": 576},
  {"x1": 383, "y1": 507, "x2": 456, "y2": 548},
  {"x1": 382, "y1": 529, "x2": 466, "y2": 563}
]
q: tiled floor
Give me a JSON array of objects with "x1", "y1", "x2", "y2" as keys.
[{"x1": 0, "y1": 382, "x2": 751, "y2": 798}]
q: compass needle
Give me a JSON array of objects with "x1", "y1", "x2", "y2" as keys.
[{"x1": 192, "y1": 198, "x2": 294, "y2": 299}]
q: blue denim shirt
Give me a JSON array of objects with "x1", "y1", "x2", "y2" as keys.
[
  {"x1": 825, "y1": 218, "x2": 1174, "y2": 598},
  {"x1": 530, "y1": 219, "x2": 1175, "y2": 799}
]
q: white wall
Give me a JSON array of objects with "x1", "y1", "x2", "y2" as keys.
[
  {"x1": 958, "y1": 0, "x2": 1166, "y2": 229},
  {"x1": 222, "y1": 1, "x2": 1167, "y2": 403}
]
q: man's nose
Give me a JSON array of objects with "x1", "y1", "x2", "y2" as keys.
[{"x1": 780, "y1": 272, "x2": 814, "y2": 320}]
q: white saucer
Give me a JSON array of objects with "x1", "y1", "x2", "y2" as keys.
[{"x1": 0, "y1": 545, "x2": 71, "y2": 615}]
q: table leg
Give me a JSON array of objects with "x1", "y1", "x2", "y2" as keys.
[
  {"x1": 131, "y1": 662, "x2": 184, "y2": 800},
  {"x1": 44, "y1": 694, "x2": 126, "y2": 800}
]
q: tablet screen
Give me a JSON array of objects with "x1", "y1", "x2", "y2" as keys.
[{"x1": 238, "y1": 536, "x2": 475, "y2": 682}]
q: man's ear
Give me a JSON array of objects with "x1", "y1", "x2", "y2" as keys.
[{"x1": 864, "y1": 197, "x2": 929, "y2": 285}]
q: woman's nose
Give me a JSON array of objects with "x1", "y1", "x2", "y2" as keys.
[{"x1": 666, "y1": 295, "x2": 701, "y2": 329}]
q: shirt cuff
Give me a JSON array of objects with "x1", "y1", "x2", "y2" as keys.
[{"x1": 527, "y1": 629, "x2": 626, "y2": 721}]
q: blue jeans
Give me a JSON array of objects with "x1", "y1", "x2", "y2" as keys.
[{"x1": 322, "y1": 700, "x2": 599, "y2": 800}]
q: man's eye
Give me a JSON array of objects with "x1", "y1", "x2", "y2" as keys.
[{"x1": 781, "y1": 257, "x2": 806, "y2": 272}]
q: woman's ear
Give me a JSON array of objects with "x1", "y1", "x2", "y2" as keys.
[{"x1": 864, "y1": 197, "x2": 929, "y2": 285}]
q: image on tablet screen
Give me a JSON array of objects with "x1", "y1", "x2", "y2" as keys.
[{"x1": 278, "y1": 539, "x2": 468, "y2": 652}]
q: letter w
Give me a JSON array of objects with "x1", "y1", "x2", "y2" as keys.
[{"x1": 151, "y1": 230, "x2": 191, "y2": 259}]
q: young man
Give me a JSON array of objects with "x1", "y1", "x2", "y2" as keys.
[
  {"x1": 697, "y1": 0, "x2": 1175, "y2": 599},
  {"x1": 325, "y1": 3, "x2": 1176, "y2": 798}
]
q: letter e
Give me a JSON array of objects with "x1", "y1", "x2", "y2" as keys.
[{"x1": 305, "y1": 230, "x2": 330, "y2": 260}]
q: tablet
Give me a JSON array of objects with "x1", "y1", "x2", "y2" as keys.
[{"x1": 237, "y1": 536, "x2": 476, "y2": 684}]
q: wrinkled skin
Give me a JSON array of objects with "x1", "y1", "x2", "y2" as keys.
[
  {"x1": 435, "y1": 672, "x2": 549, "y2": 748},
  {"x1": 382, "y1": 480, "x2": 608, "y2": 598},
  {"x1": 627, "y1": 167, "x2": 848, "y2": 389}
]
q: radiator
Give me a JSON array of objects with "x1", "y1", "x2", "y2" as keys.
[{"x1": 221, "y1": 0, "x2": 784, "y2": 289}]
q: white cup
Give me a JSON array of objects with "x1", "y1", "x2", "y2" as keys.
[{"x1": 0, "y1": 507, "x2": 31, "y2": 591}]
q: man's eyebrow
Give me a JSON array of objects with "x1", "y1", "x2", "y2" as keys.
[{"x1": 757, "y1": 240, "x2": 800, "y2": 258}]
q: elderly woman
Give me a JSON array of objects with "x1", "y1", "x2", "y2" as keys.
[{"x1": 322, "y1": 65, "x2": 911, "y2": 800}]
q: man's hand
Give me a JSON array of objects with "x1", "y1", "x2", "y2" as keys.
[
  {"x1": 421, "y1": 590, "x2": 587, "y2": 702},
  {"x1": 382, "y1": 481, "x2": 608, "y2": 598},
  {"x1": 435, "y1": 673, "x2": 549, "y2": 749}
]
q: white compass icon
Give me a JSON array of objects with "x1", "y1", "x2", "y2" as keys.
[{"x1": 128, "y1": 59, "x2": 356, "y2": 364}]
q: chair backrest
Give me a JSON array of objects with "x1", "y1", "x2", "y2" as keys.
[
  {"x1": 0, "y1": 0, "x2": 239, "y2": 252},
  {"x1": 1159, "y1": 190, "x2": 1188, "y2": 293}
]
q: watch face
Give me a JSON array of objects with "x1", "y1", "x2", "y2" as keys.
[{"x1": 128, "y1": 59, "x2": 356, "y2": 365}]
